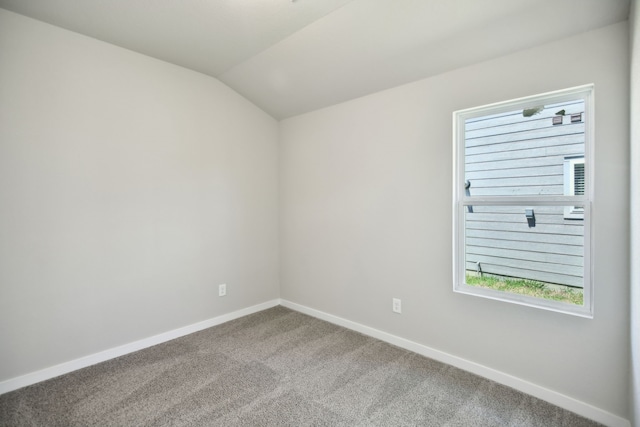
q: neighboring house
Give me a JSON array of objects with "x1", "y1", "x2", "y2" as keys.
[{"x1": 464, "y1": 100, "x2": 585, "y2": 288}]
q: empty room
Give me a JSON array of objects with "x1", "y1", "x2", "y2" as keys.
[{"x1": 1, "y1": 0, "x2": 639, "y2": 426}]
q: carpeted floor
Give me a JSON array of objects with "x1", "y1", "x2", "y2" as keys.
[{"x1": 0, "y1": 306, "x2": 601, "y2": 426}]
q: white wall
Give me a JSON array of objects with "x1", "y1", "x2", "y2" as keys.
[
  {"x1": 0, "y1": 9, "x2": 279, "y2": 382},
  {"x1": 280, "y1": 22, "x2": 630, "y2": 420},
  {"x1": 630, "y1": 1, "x2": 640, "y2": 425}
]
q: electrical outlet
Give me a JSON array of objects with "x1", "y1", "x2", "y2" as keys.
[
  {"x1": 218, "y1": 283, "x2": 227, "y2": 297},
  {"x1": 392, "y1": 298, "x2": 401, "y2": 314}
]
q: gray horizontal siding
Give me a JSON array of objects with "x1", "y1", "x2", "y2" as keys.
[
  {"x1": 465, "y1": 100, "x2": 584, "y2": 130},
  {"x1": 465, "y1": 228, "x2": 584, "y2": 246},
  {"x1": 466, "y1": 155, "x2": 575, "y2": 172},
  {"x1": 466, "y1": 164, "x2": 562, "y2": 180},
  {"x1": 465, "y1": 253, "x2": 583, "y2": 277},
  {"x1": 466, "y1": 124, "x2": 584, "y2": 147},
  {"x1": 464, "y1": 262, "x2": 583, "y2": 287},
  {"x1": 467, "y1": 207, "x2": 585, "y2": 224},
  {"x1": 467, "y1": 215, "x2": 583, "y2": 229},
  {"x1": 463, "y1": 100, "x2": 585, "y2": 287},
  {"x1": 466, "y1": 141, "x2": 583, "y2": 166},
  {"x1": 467, "y1": 245, "x2": 582, "y2": 267},
  {"x1": 465, "y1": 237, "x2": 583, "y2": 256},
  {"x1": 466, "y1": 214, "x2": 584, "y2": 236}
]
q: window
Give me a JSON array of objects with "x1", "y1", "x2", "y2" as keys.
[
  {"x1": 564, "y1": 156, "x2": 585, "y2": 219},
  {"x1": 453, "y1": 85, "x2": 593, "y2": 317}
]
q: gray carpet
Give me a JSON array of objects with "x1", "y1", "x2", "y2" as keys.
[{"x1": 0, "y1": 306, "x2": 601, "y2": 426}]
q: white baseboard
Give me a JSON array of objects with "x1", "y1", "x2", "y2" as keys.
[
  {"x1": 0, "y1": 299, "x2": 280, "y2": 396},
  {"x1": 280, "y1": 299, "x2": 630, "y2": 427}
]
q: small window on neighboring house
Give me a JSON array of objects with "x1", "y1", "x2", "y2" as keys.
[
  {"x1": 564, "y1": 157, "x2": 585, "y2": 219},
  {"x1": 453, "y1": 85, "x2": 593, "y2": 317}
]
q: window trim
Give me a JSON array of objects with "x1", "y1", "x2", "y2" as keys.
[{"x1": 452, "y1": 84, "x2": 594, "y2": 318}]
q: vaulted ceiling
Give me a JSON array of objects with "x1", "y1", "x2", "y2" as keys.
[{"x1": 0, "y1": 0, "x2": 630, "y2": 119}]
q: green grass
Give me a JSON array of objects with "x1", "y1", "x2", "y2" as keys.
[{"x1": 465, "y1": 274, "x2": 583, "y2": 305}]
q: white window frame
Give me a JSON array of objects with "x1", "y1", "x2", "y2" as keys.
[{"x1": 452, "y1": 85, "x2": 594, "y2": 318}]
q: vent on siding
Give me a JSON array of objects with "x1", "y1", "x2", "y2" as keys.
[
  {"x1": 563, "y1": 156, "x2": 585, "y2": 219},
  {"x1": 573, "y1": 162, "x2": 585, "y2": 196}
]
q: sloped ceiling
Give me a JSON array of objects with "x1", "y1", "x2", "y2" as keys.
[{"x1": 0, "y1": 0, "x2": 630, "y2": 119}]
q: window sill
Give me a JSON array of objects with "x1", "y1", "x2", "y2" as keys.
[{"x1": 454, "y1": 284, "x2": 593, "y2": 318}]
